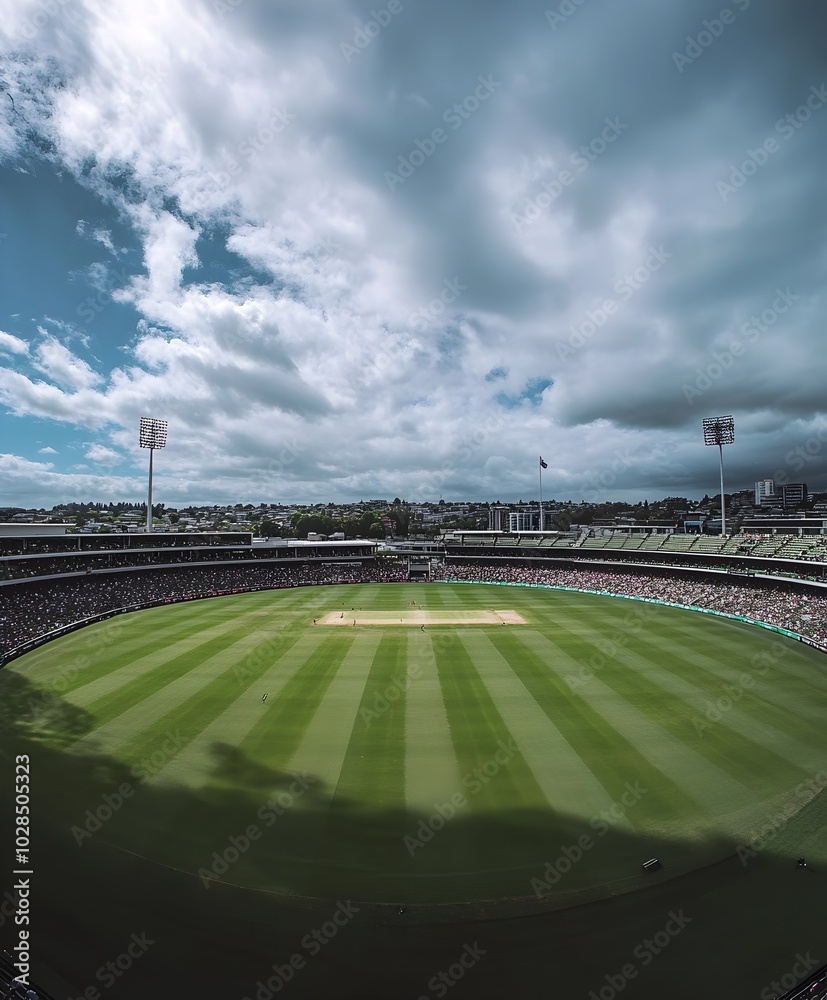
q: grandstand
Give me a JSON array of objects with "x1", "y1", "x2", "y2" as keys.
[
  {"x1": 0, "y1": 533, "x2": 404, "y2": 665},
  {"x1": 3, "y1": 525, "x2": 826, "y2": 662}
]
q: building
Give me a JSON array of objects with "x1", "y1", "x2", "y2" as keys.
[
  {"x1": 0, "y1": 523, "x2": 71, "y2": 537},
  {"x1": 781, "y1": 483, "x2": 808, "y2": 509},
  {"x1": 754, "y1": 479, "x2": 777, "y2": 505},
  {"x1": 508, "y1": 511, "x2": 535, "y2": 532},
  {"x1": 487, "y1": 506, "x2": 510, "y2": 531}
]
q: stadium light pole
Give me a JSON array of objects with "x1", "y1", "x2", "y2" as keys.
[
  {"x1": 139, "y1": 417, "x2": 168, "y2": 532},
  {"x1": 702, "y1": 415, "x2": 734, "y2": 536}
]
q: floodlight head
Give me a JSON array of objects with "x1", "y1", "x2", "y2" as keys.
[
  {"x1": 702, "y1": 415, "x2": 734, "y2": 447},
  {"x1": 139, "y1": 416, "x2": 168, "y2": 450}
]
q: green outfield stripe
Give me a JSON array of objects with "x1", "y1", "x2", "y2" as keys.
[
  {"x1": 234, "y1": 634, "x2": 356, "y2": 774},
  {"x1": 484, "y1": 630, "x2": 706, "y2": 826},
  {"x1": 9, "y1": 602, "x2": 245, "y2": 687},
  {"x1": 609, "y1": 644, "x2": 826, "y2": 776},
  {"x1": 630, "y1": 628, "x2": 827, "y2": 729},
  {"x1": 513, "y1": 631, "x2": 756, "y2": 817},
  {"x1": 404, "y1": 632, "x2": 464, "y2": 811},
  {"x1": 667, "y1": 616, "x2": 786, "y2": 655},
  {"x1": 311, "y1": 633, "x2": 410, "y2": 890},
  {"x1": 329, "y1": 631, "x2": 408, "y2": 813},
  {"x1": 563, "y1": 593, "x2": 827, "y2": 688},
  {"x1": 132, "y1": 632, "x2": 320, "y2": 790},
  {"x1": 634, "y1": 622, "x2": 827, "y2": 698},
  {"x1": 663, "y1": 612, "x2": 805, "y2": 654},
  {"x1": 425, "y1": 586, "x2": 447, "y2": 607},
  {"x1": 458, "y1": 632, "x2": 624, "y2": 823},
  {"x1": 592, "y1": 643, "x2": 816, "y2": 791},
  {"x1": 68, "y1": 628, "x2": 330, "y2": 758},
  {"x1": 56, "y1": 602, "x2": 284, "y2": 704},
  {"x1": 434, "y1": 639, "x2": 547, "y2": 812},
  {"x1": 542, "y1": 604, "x2": 659, "y2": 665},
  {"x1": 286, "y1": 632, "x2": 382, "y2": 792},
  {"x1": 115, "y1": 629, "x2": 310, "y2": 785},
  {"x1": 58, "y1": 631, "x2": 241, "y2": 708},
  {"x1": 77, "y1": 619, "x2": 294, "y2": 726}
]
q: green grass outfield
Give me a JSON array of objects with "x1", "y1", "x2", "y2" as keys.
[{"x1": 1, "y1": 582, "x2": 826, "y2": 998}]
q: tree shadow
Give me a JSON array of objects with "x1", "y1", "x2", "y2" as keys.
[{"x1": 0, "y1": 665, "x2": 825, "y2": 1000}]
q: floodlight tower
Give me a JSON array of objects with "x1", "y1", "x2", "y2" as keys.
[
  {"x1": 139, "y1": 417, "x2": 168, "y2": 532},
  {"x1": 702, "y1": 415, "x2": 734, "y2": 536}
]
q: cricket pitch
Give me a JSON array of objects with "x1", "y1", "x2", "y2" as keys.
[{"x1": 317, "y1": 609, "x2": 527, "y2": 626}]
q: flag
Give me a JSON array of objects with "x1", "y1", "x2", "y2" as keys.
[{"x1": 539, "y1": 457, "x2": 548, "y2": 469}]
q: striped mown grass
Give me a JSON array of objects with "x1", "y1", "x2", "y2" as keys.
[{"x1": 4, "y1": 582, "x2": 826, "y2": 905}]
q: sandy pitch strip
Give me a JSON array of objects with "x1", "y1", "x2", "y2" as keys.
[{"x1": 317, "y1": 609, "x2": 526, "y2": 626}]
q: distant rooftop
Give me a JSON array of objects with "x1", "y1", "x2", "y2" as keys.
[{"x1": 0, "y1": 523, "x2": 72, "y2": 536}]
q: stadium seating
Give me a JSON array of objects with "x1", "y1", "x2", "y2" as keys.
[{"x1": 662, "y1": 534, "x2": 705, "y2": 552}]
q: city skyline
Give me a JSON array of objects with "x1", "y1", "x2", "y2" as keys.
[{"x1": 1, "y1": 1, "x2": 826, "y2": 508}]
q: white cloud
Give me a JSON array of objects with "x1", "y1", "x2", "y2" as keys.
[
  {"x1": 84, "y1": 443, "x2": 122, "y2": 466},
  {"x1": 0, "y1": 331, "x2": 29, "y2": 355},
  {"x1": 0, "y1": 453, "x2": 143, "y2": 506},
  {"x1": 38, "y1": 446, "x2": 58, "y2": 454},
  {"x1": 32, "y1": 336, "x2": 103, "y2": 392}
]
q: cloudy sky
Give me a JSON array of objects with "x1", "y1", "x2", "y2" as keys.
[{"x1": 1, "y1": 0, "x2": 825, "y2": 507}]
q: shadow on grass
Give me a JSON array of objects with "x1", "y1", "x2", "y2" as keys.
[{"x1": 0, "y1": 667, "x2": 825, "y2": 1000}]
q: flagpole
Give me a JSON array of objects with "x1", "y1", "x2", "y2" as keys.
[{"x1": 539, "y1": 459, "x2": 543, "y2": 532}]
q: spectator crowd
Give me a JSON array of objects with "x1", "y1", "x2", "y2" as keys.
[
  {"x1": 2, "y1": 557, "x2": 825, "y2": 662},
  {"x1": 0, "y1": 561, "x2": 406, "y2": 658},
  {"x1": 432, "y1": 561, "x2": 827, "y2": 647}
]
